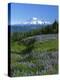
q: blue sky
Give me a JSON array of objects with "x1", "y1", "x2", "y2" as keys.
[{"x1": 9, "y1": 3, "x2": 58, "y2": 25}]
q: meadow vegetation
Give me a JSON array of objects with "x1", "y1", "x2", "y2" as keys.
[{"x1": 10, "y1": 20, "x2": 58, "y2": 76}]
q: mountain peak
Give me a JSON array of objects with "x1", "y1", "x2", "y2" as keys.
[
  {"x1": 32, "y1": 17, "x2": 38, "y2": 20},
  {"x1": 21, "y1": 17, "x2": 51, "y2": 25}
]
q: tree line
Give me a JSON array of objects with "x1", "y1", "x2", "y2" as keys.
[{"x1": 11, "y1": 20, "x2": 58, "y2": 42}]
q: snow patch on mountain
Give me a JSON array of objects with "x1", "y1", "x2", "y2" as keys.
[{"x1": 20, "y1": 17, "x2": 51, "y2": 25}]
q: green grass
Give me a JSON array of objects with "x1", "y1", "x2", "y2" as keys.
[
  {"x1": 11, "y1": 53, "x2": 23, "y2": 64},
  {"x1": 11, "y1": 39, "x2": 58, "y2": 54},
  {"x1": 33, "y1": 39, "x2": 58, "y2": 52},
  {"x1": 11, "y1": 41, "x2": 27, "y2": 53},
  {"x1": 11, "y1": 63, "x2": 38, "y2": 76},
  {"x1": 10, "y1": 38, "x2": 58, "y2": 76}
]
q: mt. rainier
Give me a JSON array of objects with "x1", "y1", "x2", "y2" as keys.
[{"x1": 22, "y1": 17, "x2": 51, "y2": 25}]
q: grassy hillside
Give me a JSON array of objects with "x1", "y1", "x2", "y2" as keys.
[
  {"x1": 9, "y1": 21, "x2": 58, "y2": 76},
  {"x1": 10, "y1": 35, "x2": 58, "y2": 76}
]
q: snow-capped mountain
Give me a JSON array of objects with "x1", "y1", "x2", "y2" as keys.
[
  {"x1": 21, "y1": 17, "x2": 51, "y2": 25},
  {"x1": 11, "y1": 17, "x2": 51, "y2": 32}
]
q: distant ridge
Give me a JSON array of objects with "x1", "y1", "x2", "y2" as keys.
[{"x1": 9, "y1": 17, "x2": 52, "y2": 32}]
